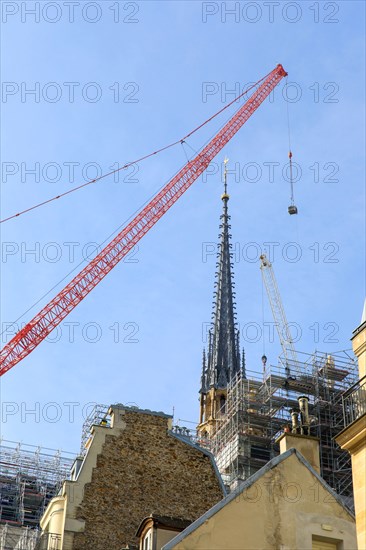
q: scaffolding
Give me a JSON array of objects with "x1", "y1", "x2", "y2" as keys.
[
  {"x1": 0, "y1": 523, "x2": 39, "y2": 550},
  {"x1": 0, "y1": 441, "x2": 75, "y2": 531},
  {"x1": 80, "y1": 404, "x2": 110, "y2": 455},
  {"x1": 202, "y1": 367, "x2": 281, "y2": 488},
  {"x1": 201, "y1": 350, "x2": 357, "y2": 510}
]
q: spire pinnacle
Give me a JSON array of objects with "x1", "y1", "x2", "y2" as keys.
[
  {"x1": 200, "y1": 158, "x2": 243, "y2": 394},
  {"x1": 222, "y1": 157, "x2": 230, "y2": 201}
]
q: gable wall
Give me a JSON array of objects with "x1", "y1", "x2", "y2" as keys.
[
  {"x1": 169, "y1": 453, "x2": 356, "y2": 550},
  {"x1": 70, "y1": 409, "x2": 223, "y2": 550}
]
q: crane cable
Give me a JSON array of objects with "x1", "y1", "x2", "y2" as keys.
[
  {"x1": 0, "y1": 73, "x2": 272, "y2": 225},
  {"x1": 285, "y1": 77, "x2": 295, "y2": 207},
  {"x1": 0, "y1": 76, "x2": 273, "y2": 333}
]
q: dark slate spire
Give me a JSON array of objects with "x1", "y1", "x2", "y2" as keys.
[
  {"x1": 201, "y1": 159, "x2": 242, "y2": 393},
  {"x1": 241, "y1": 347, "x2": 246, "y2": 379}
]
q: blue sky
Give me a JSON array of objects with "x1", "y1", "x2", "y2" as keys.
[{"x1": 1, "y1": 0, "x2": 365, "y2": 455}]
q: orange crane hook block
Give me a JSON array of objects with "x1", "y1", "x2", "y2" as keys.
[{"x1": 0, "y1": 64, "x2": 287, "y2": 376}]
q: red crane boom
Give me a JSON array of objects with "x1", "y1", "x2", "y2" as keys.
[{"x1": 0, "y1": 64, "x2": 287, "y2": 376}]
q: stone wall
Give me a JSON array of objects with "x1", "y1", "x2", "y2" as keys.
[{"x1": 72, "y1": 407, "x2": 224, "y2": 550}]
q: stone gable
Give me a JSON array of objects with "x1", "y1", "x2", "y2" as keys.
[{"x1": 72, "y1": 408, "x2": 223, "y2": 550}]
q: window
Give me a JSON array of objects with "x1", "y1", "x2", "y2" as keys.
[
  {"x1": 220, "y1": 395, "x2": 226, "y2": 413},
  {"x1": 312, "y1": 535, "x2": 340, "y2": 550},
  {"x1": 143, "y1": 530, "x2": 152, "y2": 550}
]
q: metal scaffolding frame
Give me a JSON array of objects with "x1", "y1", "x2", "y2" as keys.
[
  {"x1": 199, "y1": 350, "x2": 357, "y2": 509},
  {"x1": 201, "y1": 367, "x2": 283, "y2": 488},
  {"x1": 0, "y1": 523, "x2": 39, "y2": 550},
  {"x1": 80, "y1": 404, "x2": 110, "y2": 455},
  {"x1": 0, "y1": 440, "x2": 75, "y2": 531}
]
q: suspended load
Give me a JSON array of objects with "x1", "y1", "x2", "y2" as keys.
[{"x1": 287, "y1": 150, "x2": 298, "y2": 215}]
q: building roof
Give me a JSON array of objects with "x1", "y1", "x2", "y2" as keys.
[
  {"x1": 162, "y1": 448, "x2": 355, "y2": 549},
  {"x1": 110, "y1": 404, "x2": 172, "y2": 419}
]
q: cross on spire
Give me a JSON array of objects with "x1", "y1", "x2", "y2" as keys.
[{"x1": 223, "y1": 156, "x2": 229, "y2": 195}]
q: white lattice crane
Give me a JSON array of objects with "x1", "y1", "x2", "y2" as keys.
[{"x1": 260, "y1": 254, "x2": 299, "y2": 376}]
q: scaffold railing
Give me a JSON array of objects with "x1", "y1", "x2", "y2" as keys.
[
  {"x1": 0, "y1": 440, "x2": 75, "y2": 529},
  {"x1": 80, "y1": 404, "x2": 110, "y2": 455},
  {"x1": 198, "y1": 349, "x2": 357, "y2": 507},
  {"x1": 342, "y1": 374, "x2": 366, "y2": 428}
]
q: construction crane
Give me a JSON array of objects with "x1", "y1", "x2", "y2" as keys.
[
  {"x1": 0, "y1": 64, "x2": 287, "y2": 376},
  {"x1": 259, "y1": 254, "x2": 299, "y2": 376}
]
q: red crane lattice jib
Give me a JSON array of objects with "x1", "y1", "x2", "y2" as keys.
[{"x1": 0, "y1": 64, "x2": 287, "y2": 376}]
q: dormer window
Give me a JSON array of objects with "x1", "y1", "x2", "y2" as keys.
[
  {"x1": 142, "y1": 529, "x2": 152, "y2": 550},
  {"x1": 137, "y1": 515, "x2": 191, "y2": 550}
]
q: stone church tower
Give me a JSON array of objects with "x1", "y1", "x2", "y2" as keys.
[{"x1": 197, "y1": 160, "x2": 245, "y2": 439}]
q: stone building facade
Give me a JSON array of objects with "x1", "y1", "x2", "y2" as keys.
[
  {"x1": 40, "y1": 405, "x2": 225, "y2": 550},
  {"x1": 336, "y1": 302, "x2": 366, "y2": 550},
  {"x1": 163, "y1": 443, "x2": 357, "y2": 550}
]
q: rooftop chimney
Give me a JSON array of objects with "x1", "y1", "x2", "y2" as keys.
[
  {"x1": 277, "y1": 396, "x2": 320, "y2": 474},
  {"x1": 298, "y1": 395, "x2": 310, "y2": 435}
]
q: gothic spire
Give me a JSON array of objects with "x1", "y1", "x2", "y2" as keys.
[{"x1": 201, "y1": 158, "x2": 242, "y2": 393}]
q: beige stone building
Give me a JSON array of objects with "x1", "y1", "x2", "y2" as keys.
[
  {"x1": 162, "y1": 438, "x2": 357, "y2": 550},
  {"x1": 39, "y1": 405, "x2": 225, "y2": 550},
  {"x1": 336, "y1": 302, "x2": 366, "y2": 550}
]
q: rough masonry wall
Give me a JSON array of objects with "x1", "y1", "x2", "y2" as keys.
[{"x1": 73, "y1": 410, "x2": 223, "y2": 550}]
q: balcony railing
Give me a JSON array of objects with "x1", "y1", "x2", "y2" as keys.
[
  {"x1": 342, "y1": 375, "x2": 366, "y2": 428},
  {"x1": 34, "y1": 533, "x2": 61, "y2": 550}
]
